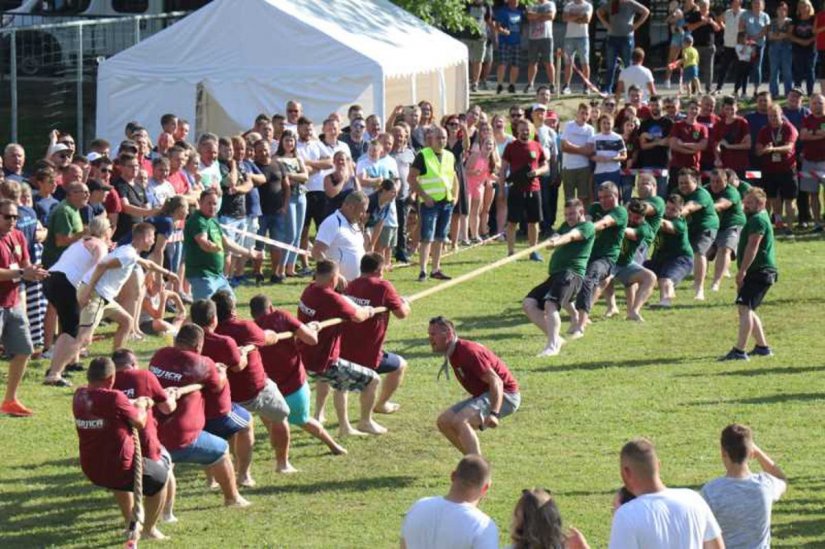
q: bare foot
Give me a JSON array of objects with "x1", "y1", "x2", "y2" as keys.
[
  {"x1": 314, "y1": 414, "x2": 326, "y2": 425},
  {"x1": 276, "y1": 463, "x2": 299, "y2": 474},
  {"x1": 374, "y1": 402, "x2": 401, "y2": 414},
  {"x1": 237, "y1": 475, "x2": 256, "y2": 487},
  {"x1": 162, "y1": 512, "x2": 178, "y2": 524},
  {"x1": 356, "y1": 420, "x2": 388, "y2": 435},
  {"x1": 567, "y1": 329, "x2": 585, "y2": 340},
  {"x1": 225, "y1": 496, "x2": 252, "y2": 508},
  {"x1": 626, "y1": 313, "x2": 645, "y2": 322},
  {"x1": 144, "y1": 527, "x2": 168, "y2": 540},
  {"x1": 339, "y1": 425, "x2": 367, "y2": 437},
  {"x1": 329, "y1": 444, "x2": 348, "y2": 456},
  {"x1": 205, "y1": 478, "x2": 218, "y2": 490},
  {"x1": 604, "y1": 307, "x2": 620, "y2": 318}
]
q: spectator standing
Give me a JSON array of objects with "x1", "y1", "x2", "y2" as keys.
[
  {"x1": 615, "y1": 48, "x2": 656, "y2": 102},
  {"x1": 2, "y1": 143, "x2": 26, "y2": 182},
  {"x1": 561, "y1": 103, "x2": 595, "y2": 206},
  {"x1": 340, "y1": 118, "x2": 369, "y2": 162},
  {"x1": 596, "y1": 0, "x2": 650, "y2": 94},
  {"x1": 638, "y1": 96, "x2": 674, "y2": 198},
  {"x1": 767, "y1": 2, "x2": 794, "y2": 98},
  {"x1": 715, "y1": 0, "x2": 745, "y2": 93},
  {"x1": 524, "y1": 0, "x2": 557, "y2": 94},
  {"x1": 669, "y1": 100, "x2": 709, "y2": 191},
  {"x1": 494, "y1": 0, "x2": 525, "y2": 95},
  {"x1": 275, "y1": 130, "x2": 309, "y2": 278},
  {"x1": 742, "y1": 0, "x2": 771, "y2": 98},
  {"x1": 713, "y1": 95, "x2": 752, "y2": 180},
  {"x1": 508, "y1": 488, "x2": 590, "y2": 549},
  {"x1": 756, "y1": 104, "x2": 799, "y2": 232},
  {"x1": 685, "y1": 0, "x2": 721, "y2": 94},
  {"x1": 561, "y1": 0, "x2": 594, "y2": 95},
  {"x1": 790, "y1": 0, "x2": 817, "y2": 95},
  {"x1": 311, "y1": 191, "x2": 368, "y2": 284},
  {"x1": 462, "y1": 0, "x2": 494, "y2": 93},
  {"x1": 799, "y1": 93, "x2": 825, "y2": 231},
  {"x1": 253, "y1": 139, "x2": 290, "y2": 283},
  {"x1": 390, "y1": 124, "x2": 416, "y2": 262}
]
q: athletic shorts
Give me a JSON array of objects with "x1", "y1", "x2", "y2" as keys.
[
  {"x1": 614, "y1": 261, "x2": 646, "y2": 286},
  {"x1": 799, "y1": 160, "x2": 825, "y2": 193},
  {"x1": 236, "y1": 378, "x2": 290, "y2": 423},
  {"x1": 376, "y1": 351, "x2": 405, "y2": 374},
  {"x1": 168, "y1": 430, "x2": 228, "y2": 467},
  {"x1": 525, "y1": 271, "x2": 583, "y2": 310},
  {"x1": 735, "y1": 269, "x2": 777, "y2": 310},
  {"x1": 644, "y1": 255, "x2": 693, "y2": 285},
  {"x1": 379, "y1": 226, "x2": 398, "y2": 249},
  {"x1": 683, "y1": 65, "x2": 699, "y2": 81},
  {"x1": 44, "y1": 271, "x2": 80, "y2": 337},
  {"x1": 304, "y1": 191, "x2": 328, "y2": 230},
  {"x1": 760, "y1": 172, "x2": 798, "y2": 200},
  {"x1": 499, "y1": 42, "x2": 521, "y2": 66},
  {"x1": 450, "y1": 391, "x2": 521, "y2": 421},
  {"x1": 284, "y1": 382, "x2": 311, "y2": 426},
  {"x1": 689, "y1": 229, "x2": 717, "y2": 256},
  {"x1": 110, "y1": 448, "x2": 171, "y2": 497},
  {"x1": 77, "y1": 284, "x2": 129, "y2": 333},
  {"x1": 310, "y1": 358, "x2": 379, "y2": 392},
  {"x1": 507, "y1": 190, "x2": 543, "y2": 224},
  {"x1": 564, "y1": 37, "x2": 590, "y2": 64},
  {"x1": 528, "y1": 37, "x2": 554, "y2": 64},
  {"x1": 562, "y1": 167, "x2": 592, "y2": 200},
  {"x1": 713, "y1": 226, "x2": 742, "y2": 251},
  {"x1": 0, "y1": 305, "x2": 33, "y2": 356},
  {"x1": 204, "y1": 403, "x2": 252, "y2": 440},
  {"x1": 462, "y1": 37, "x2": 487, "y2": 64}
]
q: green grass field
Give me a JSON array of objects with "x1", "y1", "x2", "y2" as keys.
[{"x1": 1, "y1": 233, "x2": 824, "y2": 548}]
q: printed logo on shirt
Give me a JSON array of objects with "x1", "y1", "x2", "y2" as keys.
[
  {"x1": 75, "y1": 418, "x2": 105, "y2": 429},
  {"x1": 298, "y1": 300, "x2": 316, "y2": 318},
  {"x1": 149, "y1": 366, "x2": 183, "y2": 382},
  {"x1": 346, "y1": 295, "x2": 371, "y2": 307},
  {"x1": 120, "y1": 388, "x2": 135, "y2": 398}
]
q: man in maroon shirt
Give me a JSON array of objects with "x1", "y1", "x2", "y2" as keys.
[
  {"x1": 340, "y1": 253, "x2": 411, "y2": 414},
  {"x1": 713, "y1": 96, "x2": 752, "y2": 179},
  {"x1": 149, "y1": 324, "x2": 249, "y2": 507},
  {"x1": 756, "y1": 104, "x2": 799, "y2": 233},
  {"x1": 73, "y1": 357, "x2": 169, "y2": 540},
  {"x1": 428, "y1": 316, "x2": 521, "y2": 455},
  {"x1": 798, "y1": 93, "x2": 825, "y2": 231},
  {"x1": 669, "y1": 100, "x2": 709, "y2": 191},
  {"x1": 212, "y1": 290, "x2": 296, "y2": 474},
  {"x1": 0, "y1": 199, "x2": 48, "y2": 417},
  {"x1": 297, "y1": 259, "x2": 385, "y2": 437},
  {"x1": 190, "y1": 299, "x2": 256, "y2": 483},
  {"x1": 697, "y1": 95, "x2": 720, "y2": 175},
  {"x1": 250, "y1": 294, "x2": 347, "y2": 456}
]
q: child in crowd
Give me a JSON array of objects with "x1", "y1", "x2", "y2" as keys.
[
  {"x1": 681, "y1": 34, "x2": 700, "y2": 96},
  {"x1": 464, "y1": 137, "x2": 499, "y2": 242},
  {"x1": 734, "y1": 32, "x2": 754, "y2": 97}
]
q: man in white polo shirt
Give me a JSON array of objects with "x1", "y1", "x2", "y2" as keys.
[
  {"x1": 312, "y1": 191, "x2": 367, "y2": 283},
  {"x1": 561, "y1": 103, "x2": 595, "y2": 207},
  {"x1": 616, "y1": 48, "x2": 656, "y2": 102}
]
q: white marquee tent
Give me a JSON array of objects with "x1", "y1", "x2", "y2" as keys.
[{"x1": 96, "y1": 0, "x2": 468, "y2": 143}]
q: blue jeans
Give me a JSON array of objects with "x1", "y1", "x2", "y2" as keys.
[
  {"x1": 282, "y1": 192, "x2": 306, "y2": 269},
  {"x1": 604, "y1": 35, "x2": 634, "y2": 93},
  {"x1": 619, "y1": 174, "x2": 635, "y2": 204},
  {"x1": 769, "y1": 42, "x2": 793, "y2": 97},
  {"x1": 750, "y1": 44, "x2": 766, "y2": 90},
  {"x1": 257, "y1": 211, "x2": 287, "y2": 252},
  {"x1": 593, "y1": 170, "x2": 622, "y2": 197},
  {"x1": 164, "y1": 240, "x2": 182, "y2": 274},
  {"x1": 419, "y1": 201, "x2": 454, "y2": 242},
  {"x1": 187, "y1": 274, "x2": 234, "y2": 301},
  {"x1": 793, "y1": 46, "x2": 816, "y2": 96}
]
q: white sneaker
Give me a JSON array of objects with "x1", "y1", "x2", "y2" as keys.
[
  {"x1": 41, "y1": 348, "x2": 53, "y2": 359},
  {"x1": 562, "y1": 86, "x2": 572, "y2": 95}
]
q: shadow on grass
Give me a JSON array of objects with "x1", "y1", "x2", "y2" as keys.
[
  {"x1": 536, "y1": 355, "x2": 712, "y2": 373},
  {"x1": 678, "y1": 365, "x2": 823, "y2": 378},
  {"x1": 772, "y1": 516, "x2": 825, "y2": 546},
  {"x1": 662, "y1": 296, "x2": 821, "y2": 311},
  {"x1": 248, "y1": 474, "x2": 417, "y2": 497},
  {"x1": 687, "y1": 392, "x2": 824, "y2": 406}
]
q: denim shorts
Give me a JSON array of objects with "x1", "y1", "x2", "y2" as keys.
[
  {"x1": 284, "y1": 382, "x2": 311, "y2": 426},
  {"x1": 644, "y1": 255, "x2": 694, "y2": 285},
  {"x1": 168, "y1": 430, "x2": 228, "y2": 467},
  {"x1": 614, "y1": 261, "x2": 646, "y2": 286},
  {"x1": 450, "y1": 391, "x2": 521, "y2": 421},
  {"x1": 257, "y1": 212, "x2": 287, "y2": 252},
  {"x1": 376, "y1": 352, "x2": 405, "y2": 374},
  {"x1": 187, "y1": 274, "x2": 234, "y2": 301},
  {"x1": 564, "y1": 37, "x2": 590, "y2": 64},
  {"x1": 419, "y1": 201, "x2": 453, "y2": 242},
  {"x1": 243, "y1": 216, "x2": 260, "y2": 250}
]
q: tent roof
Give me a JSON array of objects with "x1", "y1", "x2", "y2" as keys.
[{"x1": 100, "y1": 0, "x2": 467, "y2": 79}]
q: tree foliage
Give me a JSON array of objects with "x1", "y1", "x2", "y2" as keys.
[{"x1": 390, "y1": 0, "x2": 474, "y2": 33}]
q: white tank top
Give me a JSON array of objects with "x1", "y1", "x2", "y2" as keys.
[{"x1": 49, "y1": 238, "x2": 105, "y2": 287}]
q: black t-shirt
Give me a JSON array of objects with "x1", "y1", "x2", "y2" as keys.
[
  {"x1": 80, "y1": 202, "x2": 106, "y2": 225},
  {"x1": 113, "y1": 177, "x2": 148, "y2": 241},
  {"x1": 218, "y1": 160, "x2": 246, "y2": 219},
  {"x1": 340, "y1": 134, "x2": 369, "y2": 162},
  {"x1": 638, "y1": 116, "x2": 674, "y2": 168},
  {"x1": 685, "y1": 9, "x2": 714, "y2": 46},
  {"x1": 255, "y1": 160, "x2": 287, "y2": 214}
]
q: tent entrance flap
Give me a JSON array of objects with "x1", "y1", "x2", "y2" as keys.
[{"x1": 196, "y1": 81, "x2": 238, "y2": 139}]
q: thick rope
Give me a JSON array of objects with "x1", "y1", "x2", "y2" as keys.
[{"x1": 124, "y1": 426, "x2": 144, "y2": 547}]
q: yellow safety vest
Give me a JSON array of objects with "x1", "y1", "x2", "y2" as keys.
[{"x1": 419, "y1": 147, "x2": 455, "y2": 202}]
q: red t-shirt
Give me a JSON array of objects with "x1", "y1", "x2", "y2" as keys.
[
  {"x1": 615, "y1": 104, "x2": 651, "y2": 131},
  {"x1": 0, "y1": 229, "x2": 29, "y2": 308},
  {"x1": 817, "y1": 11, "x2": 825, "y2": 50},
  {"x1": 340, "y1": 277, "x2": 405, "y2": 369},
  {"x1": 168, "y1": 170, "x2": 190, "y2": 195},
  {"x1": 104, "y1": 187, "x2": 123, "y2": 215},
  {"x1": 502, "y1": 140, "x2": 546, "y2": 192},
  {"x1": 757, "y1": 121, "x2": 799, "y2": 173},
  {"x1": 448, "y1": 339, "x2": 519, "y2": 398},
  {"x1": 697, "y1": 113, "x2": 720, "y2": 169},
  {"x1": 140, "y1": 156, "x2": 153, "y2": 174},
  {"x1": 215, "y1": 316, "x2": 268, "y2": 403},
  {"x1": 669, "y1": 120, "x2": 708, "y2": 170},
  {"x1": 200, "y1": 331, "x2": 237, "y2": 419},
  {"x1": 713, "y1": 116, "x2": 751, "y2": 172},
  {"x1": 149, "y1": 347, "x2": 222, "y2": 451},
  {"x1": 297, "y1": 283, "x2": 358, "y2": 374},
  {"x1": 73, "y1": 386, "x2": 140, "y2": 489},
  {"x1": 802, "y1": 114, "x2": 825, "y2": 162},
  {"x1": 256, "y1": 310, "x2": 306, "y2": 396},
  {"x1": 112, "y1": 369, "x2": 167, "y2": 461}
]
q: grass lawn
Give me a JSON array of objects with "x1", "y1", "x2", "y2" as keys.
[{"x1": 1, "y1": 231, "x2": 824, "y2": 548}]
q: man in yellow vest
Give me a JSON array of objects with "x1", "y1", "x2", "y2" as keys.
[{"x1": 407, "y1": 127, "x2": 460, "y2": 281}]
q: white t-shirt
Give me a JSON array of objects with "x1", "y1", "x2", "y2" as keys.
[
  {"x1": 589, "y1": 132, "x2": 626, "y2": 174},
  {"x1": 618, "y1": 64, "x2": 655, "y2": 102},
  {"x1": 401, "y1": 496, "x2": 499, "y2": 549},
  {"x1": 147, "y1": 178, "x2": 176, "y2": 208},
  {"x1": 701, "y1": 473, "x2": 786, "y2": 549},
  {"x1": 49, "y1": 238, "x2": 107, "y2": 287},
  {"x1": 300, "y1": 139, "x2": 351, "y2": 193},
  {"x1": 608, "y1": 488, "x2": 722, "y2": 549},
  {"x1": 315, "y1": 210, "x2": 364, "y2": 283},
  {"x1": 197, "y1": 160, "x2": 221, "y2": 190},
  {"x1": 723, "y1": 9, "x2": 744, "y2": 48},
  {"x1": 83, "y1": 244, "x2": 140, "y2": 302},
  {"x1": 527, "y1": 1, "x2": 556, "y2": 40},
  {"x1": 564, "y1": 0, "x2": 593, "y2": 38},
  {"x1": 561, "y1": 120, "x2": 595, "y2": 170}
]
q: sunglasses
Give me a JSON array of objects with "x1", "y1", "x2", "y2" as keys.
[
  {"x1": 287, "y1": 109, "x2": 300, "y2": 113},
  {"x1": 2, "y1": 214, "x2": 19, "y2": 220},
  {"x1": 58, "y1": 153, "x2": 72, "y2": 159},
  {"x1": 510, "y1": 113, "x2": 523, "y2": 118},
  {"x1": 99, "y1": 168, "x2": 113, "y2": 173},
  {"x1": 447, "y1": 122, "x2": 459, "y2": 128}
]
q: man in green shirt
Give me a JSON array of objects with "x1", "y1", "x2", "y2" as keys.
[
  {"x1": 645, "y1": 194, "x2": 695, "y2": 308},
  {"x1": 523, "y1": 198, "x2": 594, "y2": 357},
  {"x1": 678, "y1": 167, "x2": 719, "y2": 301},
  {"x1": 721, "y1": 187, "x2": 777, "y2": 361},
  {"x1": 636, "y1": 173, "x2": 665, "y2": 262},
  {"x1": 184, "y1": 188, "x2": 260, "y2": 300},
  {"x1": 603, "y1": 200, "x2": 657, "y2": 322},
  {"x1": 708, "y1": 168, "x2": 746, "y2": 292},
  {"x1": 570, "y1": 181, "x2": 627, "y2": 339},
  {"x1": 41, "y1": 182, "x2": 89, "y2": 268}
]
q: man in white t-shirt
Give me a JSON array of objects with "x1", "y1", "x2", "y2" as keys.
[
  {"x1": 401, "y1": 454, "x2": 498, "y2": 549},
  {"x1": 714, "y1": 0, "x2": 744, "y2": 93},
  {"x1": 562, "y1": 0, "x2": 593, "y2": 94},
  {"x1": 701, "y1": 423, "x2": 787, "y2": 549},
  {"x1": 525, "y1": 0, "x2": 557, "y2": 94},
  {"x1": 312, "y1": 191, "x2": 367, "y2": 283},
  {"x1": 561, "y1": 103, "x2": 595, "y2": 206},
  {"x1": 609, "y1": 438, "x2": 725, "y2": 549},
  {"x1": 616, "y1": 48, "x2": 656, "y2": 102}
]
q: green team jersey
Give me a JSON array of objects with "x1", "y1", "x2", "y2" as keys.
[
  {"x1": 549, "y1": 221, "x2": 595, "y2": 276},
  {"x1": 652, "y1": 216, "x2": 693, "y2": 261},
  {"x1": 588, "y1": 203, "x2": 628, "y2": 263},
  {"x1": 736, "y1": 180, "x2": 752, "y2": 200},
  {"x1": 737, "y1": 209, "x2": 777, "y2": 273},
  {"x1": 682, "y1": 186, "x2": 720, "y2": 235},
  {"x1": 643, "y1": 196, "x2": 665, "y2": 244},
  {"x1": 184, "y1": 211, "x2": 225, "y2": 277},
  {"x1": 618, "y1": 221, "x2": 653, "y2": 266},
  {"x1": 709, "y1": 184, "x2": 746, "y2": 230}
]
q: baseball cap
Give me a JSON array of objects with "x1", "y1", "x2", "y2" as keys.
[
  {"x1": 49, "y1": 143, "x2": 71, "y2": 156},
  {"x1": 86, "y1": 151, "x2": 102, "y2": 162},
  {"x1": 531, "y1": 103, "x2": 548, "y2": 112},
  {"x1": 545, "y1": 110, "x2": 559, "y2": 121}
]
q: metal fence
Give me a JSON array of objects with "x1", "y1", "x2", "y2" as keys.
[{"x1": 0, "y1": 12, "x2": 187, "y2": 155}]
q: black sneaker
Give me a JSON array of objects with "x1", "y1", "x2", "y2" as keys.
[
  {"x1": 470, "y1": 82, "x2": 478, "y2": 92},
  {"x1": 719, "y1": 348, "x2": 749, "y2": 361},
  {"x1": 431, "y1": 270, "x2": 452, "y2": 280},
  {"x1": 549, "y1": 84, "x2": 556, "y2": 94},
  {"x1": 255, "y1": 273, "x2": 265, "y2": 287},
  {"x1": 749, "y1": 345, "x2": 774, "y2": 357},
  {"x1": 507, "y1": 84, "x2": 516, "y2": 94},
  {"x1": 66, "y1": 362, "x2": 85, "y2": 372},
  {"x1": 418, "y1": 271, "x2": 427, "y2": 282},
  {"x1": 523, "y1": 84, "x2": 533, "y2": 94},
  {"x1": 395, "y1": 252, "x2": 411, "y2": 264},
  {"x1": 496, "y1": 84, "x2": 504, "y2": 95},
  {"x1": 269, "y1": 275, "x2": 284, "y2": 284}
]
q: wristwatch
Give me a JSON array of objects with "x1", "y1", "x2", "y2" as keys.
[
  {"x1": 489, "y1": 410, "x2": 501, "y2": 418},
  {"x1": 16, "y1": 269, "x2": 24, "y2": 280}
]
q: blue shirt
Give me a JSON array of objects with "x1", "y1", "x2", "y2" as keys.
[
  {"x1": 745, "y1": 111, "x2": 769, "y2": 155},
  {"x1": 495, "y1": 6, "x2": 524, "y2": 46},
  {"x1": 80, "y1": 202, "x2": 106, "y2": 225},
  {"x1": 16, "y1": 205, "x2": 38, "y2": 256},
  {"x1": 240, "y1": 160, "x2": 262, "y2": 218},
  {"x1": 743, "y1": 11, "x2": 770, "y2": 46},
  {"x1": 34, "y1": 195, "x2": 60, "y2": 225},
  {"x1": 783, "y1": 106, "x2": 811, "y2": 153}
]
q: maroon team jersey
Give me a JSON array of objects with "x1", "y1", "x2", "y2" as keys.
[
  {"x1": 73, "y1": 387, "x2": 140, "y2": 489},
  {"x1": 669, "y1": 121, "x2": 708, "y2": 170},
  {"x1": 713, "y1": 117, "x2": 751, "y2": 172},
  {"x1": 340, "y1": 276, "x2": 405, "y2": 369},
  {"x1": 757, "y1": 121, "x2": 799, "y2": 173},
  {"x1": 297, "y1": 283, "x2": 358, "y2": 374},
  {"x1": 256, "y1": 310, "x2": 307, "y2": 396},
  {"x1": 448, "y1": 339, "x2": 519, "y2": 398},
  {"x1": 112, "y1": 369, "x2": 167, "y2": 461},
  {"x1": 215, "y1": 316, "x2": 268, "y2": 403},
  {"x1": 149, "y1": 347, "x2": 222, "y2": 451},
  {"x1": 802, "y1": 114, "x2": 825, "y2": 162},
  {"x1": 200, "y1": 331, "x2": 238, "y2": 419}
]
